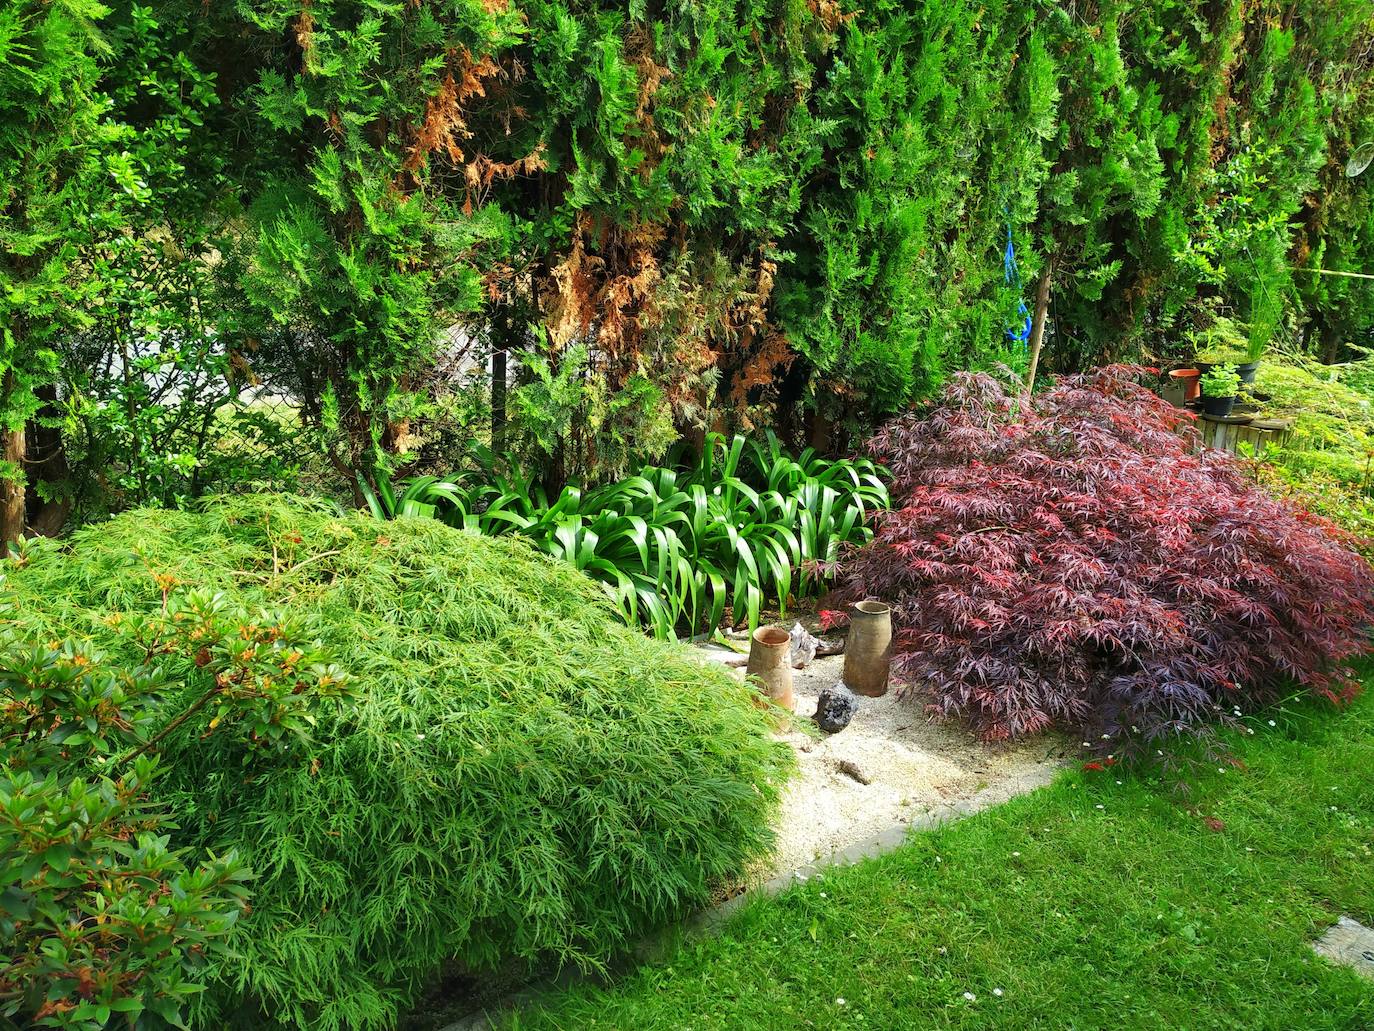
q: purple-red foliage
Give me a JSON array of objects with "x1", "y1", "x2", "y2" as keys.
[{"x1": 828, "y1": 366, "x2": 1374, "y2": 750}]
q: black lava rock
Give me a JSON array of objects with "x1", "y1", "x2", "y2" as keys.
[{"x1": 813, "y1": 682, "x2": 857, "y2": 734}]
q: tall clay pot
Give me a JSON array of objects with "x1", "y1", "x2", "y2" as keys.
[
  {"x1": 843, "y1": 600, "x2": 892, "y2": 697},
  {"x1": 746, "y1": 625, "x2": 794, "y2": 710}
]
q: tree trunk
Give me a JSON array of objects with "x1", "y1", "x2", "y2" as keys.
[
  {"x1": 809, "y1": 408, "x2": 834, "y2": 455},
  {"x1": 1, "y1": 423, "x2": 25, "y2": 548},
  {"x1": 1, "y1": 369, "x2": 26, "y2": 546},
  {"x1": 25, "y1": 382, "x2": 70, "y2": 537},
  {"x1": 1025, "y1": 259, "x2": 1054, "y2": 393},
  {"x1": 1319, "y1": 313, "x2": 1342, "y2": 366}
]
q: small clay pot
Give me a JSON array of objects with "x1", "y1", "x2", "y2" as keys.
[
  {"x1": 746, "y1": 625, "x2": 794, "y2": 709},
  {"x1": 842, "y1": 600, "x2": 892, "y2": 697},
  {"x1": 1168, "y1": 368, "x2": 1201, "y2": 402},
  {"x1": 1236, "y1": 360, "x2": 1260, "y2": 385}
]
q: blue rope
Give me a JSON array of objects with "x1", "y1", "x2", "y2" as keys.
[{"x1": 1003, "y1": 218, "x2": 1033, "y2": 346}]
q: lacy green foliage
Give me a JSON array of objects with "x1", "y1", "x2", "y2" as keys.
[
  {"x1": 366, "y1": 434, "x2": 888, "y2": 638},
  {"x1": 1255, "y1": 355, "x2": 1374, "y2": 484},
  {"x1": 1256, "y1": 464, "x2": 1374, "y2": 560},
  {"x1": 0, "y1": 554, "x2": 348, "y2": 1029},
  {"x1": 1251, "y1": 352, "x2": 1374, "y2": 550},
  {"x1": 3, "y1": 496, "x2": 791, "y2": 1030}
]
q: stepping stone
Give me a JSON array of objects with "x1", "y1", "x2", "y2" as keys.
[{"x1": 1313, "y1": 917, "x2": 1374, "y2": 981}]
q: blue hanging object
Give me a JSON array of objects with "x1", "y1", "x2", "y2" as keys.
[{"x1": 1003, "y1": 217, "x2": 1033, "y2": 346}]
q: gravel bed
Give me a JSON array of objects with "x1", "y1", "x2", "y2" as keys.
[{"x1": 698, "y1": 647, "x2": 1068, "y2": 878}]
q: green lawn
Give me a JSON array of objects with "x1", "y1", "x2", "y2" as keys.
[{"x1": 507, "y1": 688, "x2": 1374, "y2": 1029}]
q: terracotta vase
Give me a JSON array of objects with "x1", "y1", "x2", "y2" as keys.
[
  {"x1": 843, "y1": 600, "x2": 892, "y2": 697},
  {"x1": 746, "y1": 625, "x2": 794, "y2": 709}
]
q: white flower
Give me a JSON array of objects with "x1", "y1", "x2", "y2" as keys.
[
  {"x1": 1095, "y1": 804, "x2": 1105, "y2": 810},
  {"x1": 1115, "y1": 780, "x2": 1123, "y2": 785},
  {"x1": 993, "y1": 988, "x2": 1004, "y2": 997},
  {"x1": 836, "y1": 998, "x2": 846, "y2": 1006},
  {"x1": 1012, "y1": 851, "x2": 1021, "y2": 857},
  {"x1": 963, "y1": 992, "x2": 977, "y2": 1002},
  {"x1": 416, "y1": 733, "x2": 426, "y2": 740},
  {"x1": 1101, "y1": 733, "x2": 1110, "y2": 740},
  {"x1": 1268, "y1": 720, "x2": 1276, "y2": 727},
  {"x1": 820, "y1": 892, "x2": 828, "y2": 898}
]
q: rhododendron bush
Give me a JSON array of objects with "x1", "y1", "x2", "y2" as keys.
[{"x1": 827, "y1": 367, "x2": 1374, "y2": 750}]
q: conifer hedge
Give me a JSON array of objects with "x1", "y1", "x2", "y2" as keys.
[
  {"x1": 5, "y1": 0, "x2": 1374, "y2": 528},
  {"x1": 2, "y1": 496, "x2": 792, "y2": 1030}
]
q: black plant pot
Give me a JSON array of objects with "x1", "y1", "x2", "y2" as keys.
[
  {"x1": 1195, "y1": 359, "x2": 1256, "y2": 381},
  {"x1": 1201, "y1": 394, "x2": 1237, "y2": 417}
]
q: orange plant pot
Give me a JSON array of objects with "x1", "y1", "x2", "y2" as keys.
[{"x1": 1169, "y1": 368, "x2": 1201, "y2": 402}]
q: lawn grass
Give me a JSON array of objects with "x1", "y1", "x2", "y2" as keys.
[{"x1": 507, "y1": 687, "x2": 1374, "y2": 1029}]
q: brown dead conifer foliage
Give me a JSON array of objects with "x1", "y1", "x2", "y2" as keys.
[
  {"x1": 404, "y1": 49, "x2": 502, "y2": 174},
  {"x1": 294, "y1": 2, "x2": 316, "y2": 73}
]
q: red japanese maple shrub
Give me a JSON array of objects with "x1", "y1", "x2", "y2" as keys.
[{"x1": 826, "y1": 366, "x2": 1374, "y2": 750}]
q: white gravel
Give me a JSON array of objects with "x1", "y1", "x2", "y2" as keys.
[{"x1": 700, "y1": 647, "x2": 1068, "y2": 878}]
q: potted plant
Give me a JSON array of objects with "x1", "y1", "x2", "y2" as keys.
[
  {"x1": 1199, "y1": 363, "x2": 1241, "y2": 417},
  {"x1": 1166, "y1": 367, "x2": 1201, "y2": 405},
  {"x1": 1188, "y1": 307, "x2": 1258, "y2": 383},
  {"x1": 1239, "y1": 331, "x2": 1265, "y2": 385}
]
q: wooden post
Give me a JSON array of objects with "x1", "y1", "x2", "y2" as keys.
[
  {"x1": 1025, "y1": 259, "x2": 1053, "y2": 393},
  {"x1": 0, "y1": 369, "x2": 24, "y2": 547}
]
